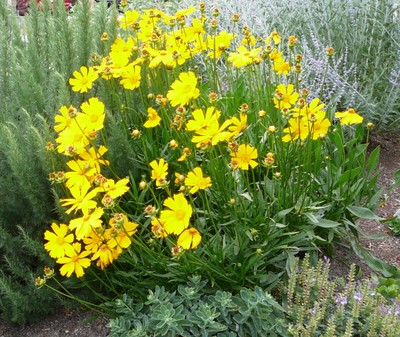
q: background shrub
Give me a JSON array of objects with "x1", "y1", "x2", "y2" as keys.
[{"x1": 0, "y1": 0, "x2": 118, "y2": 324}]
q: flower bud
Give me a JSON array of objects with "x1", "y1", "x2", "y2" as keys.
[
  {"x1": 326, "y1": 47, "x2": 335, "y2": 57},
  {"x1": 131, "y1": 129, "x2": 141, "y2": 138},
  {"x1": 258, "y1": 110, "x2": 266, "y2": 117},
  {"x1": 100, "y1": 32, "x2": 108, "y2": 42}
]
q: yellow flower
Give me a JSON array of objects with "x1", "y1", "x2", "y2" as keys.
[
  {"x1": 273, "y1": 83, "x2": 299, "y2": 109},
  {"x1": 151, "y1": 218, "x2": 168, "y2": 238},
  {"x1": 60, "y1": 181, "x2": 99, "y2": 214},
  {"x1": 186, "y1": 107, "x2": 220, "y2": 132},
  {"x1": 80, "y1": 97, "x2": 105, "y2": 132},
  {"x1": 273, "y1": 55, "x2": 291, "y2": 75},
  {"x1": 65, "y1": 159, "x2": 97, "y2": 188},
  {"x1": 177, "y1": 228, "x2": 201, "y2": 249},
  {"x1": 92, "y1": 241, "x2": 120, "y2": 270},
  {"x1": 207, "y1": 31, "x2": 234, "y2": 59},
  {"x1": 69, "y1": 207, "x2": 104, "y2": 240},
  {"x1": 265, "y1": 31, "x2": 282, "y2": 45},
  {"x1": 118, "y1": 9, "x2": 140, "y2": 29},
  {"x1": 185, "y1": 167, "x2": 212, "y2": 194},
  {"x1": 228, "y1": 46, "x2": 261, "y2": 68},
  {"x1": 335, "y1": 108, "x2": 364, "y2": 125},
  {"x1": 54, "y1": 105, "x2": 76, "y2": 133},
  {"x1": 307, "y1": 111, "x2": 331, "y2": 140},
  {"x1": 111, "y1": 37, "x2": 136, "y2": 58},
  {"x1": 293, "y1": 98, "x2": 325, "y2": 118},
  {"x1": 83, "y1": 229, "x2": 104, "y2": 254},
  {"x1": 44, "y1": 223, "x2": 74, "y2": 258},
  {"x1": 57, "y1": 243, "x2": 91, "y2": 278},
  {"x1": 150, "y1": 159, "x2": 169, "y2": 186},
  {"x1": 78, "y1": 146, "x2": 109, "y2": 173},
  {"x1": 159, "y1": 193, "x2": 192, "y2": 235},
  {"x1": 120, "y1": 64, "x2": 141, "y2": 90},
  {"x1": 227, "y1": 113, "x2": 247, "y2": 138},
  {"x1": 191, "y1": 118, "x2": 232, "y2": 148},
  {"x1": 107, "y1": 214, "x2": 138, "y2": 249},
  {"x1": 144, "y1": 107, "x2": 161, "y2": 128},
  {"x1": 69, "y1": 66, "x2": 98, "y2": 93},
  {"x1": 55, "y1": 116, "x2": 91, "y2": 155},
  {"x1": 230, "y1": 144, "x2": 259, "y2": 170},
  {"x1": 282, "y1": 117, "x2": 309, "y2": 142},
  {"x1": 100, "y1": 178, "x2": 130, "y2": 199},
  {"x1": 167, "y1": 71, "x2": 200, "y2": 107}
]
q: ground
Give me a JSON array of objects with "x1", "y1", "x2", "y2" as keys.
[{"x1": 0, "y1": 134, "x2": 399, "y2": 337}]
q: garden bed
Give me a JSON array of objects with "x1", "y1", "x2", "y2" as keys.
[{"x1": 0, "y1": 134, "x2": 399, "y2": 337}]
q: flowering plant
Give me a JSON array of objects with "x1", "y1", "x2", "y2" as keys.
[{"x1": 40, "y1": 3, "x2": 388, "y2": 296}]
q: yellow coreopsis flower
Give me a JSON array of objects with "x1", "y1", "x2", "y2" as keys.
[
  {"x1": 151, "y1": 217, "x2": 168, "y2": 238},
  {"x1": 293, "y1": 98, "x2": 325, "y2": 118},
  {"x1": 207, "y1": 31, "x2": 234, "y2": 59},
  {"x1": 307, "y1": 111, "x2": 332, "y2": 140},
  {"x1": 78, "y1": 146, "x2": 109, "y2": 173},
  {"x1": 191, "y1": 118, "x2": 232, "y2": 148},
  {"x1": 144, "y1": 107, "x2": 161, "y2": 128},
  {"x1": 60, "y1": 181, "x2": 99, "y2": 214},
  {"x1": 230, "y1": 144, "x2": 259, "y2": 170},
  {"x1": 159, "y1": 193, "x2": 192, "y2": 235},
  {"x1": 65, "y1": 159, "x2": 97, "y2": 188},
  {"x1": 282, "y1": 117, "x2": 309, "y2": 142},
  {"x1": 228, "y1": 46, "x2": 261, "y2": 68},
  {"x1": 80, "y1": 97, "x2": 106, "y2": 132},
  {"x1": 54, "y1": 105, "x2": 76, "y2": 133},
  {"x1": 111, "y1": 37, "x2": 136, "y2": 58},
  {"x1": 107, "y1": 214, "x2": 138, "y2": 249},
  {"x1": 100, "y1": 178, "x2": 130, "y2": 199},
  {"x1": 83, "y1": 229, "x2": 104, "y2": 254},
  {"x1": 44, "y1": 223, "x2": 74, "y2": 259},
  {"x1": 186, "y1": 107, "x2": 221, "y2": 132},
  {"x1": 265, "y1": 31, "x2": 282, "y2": 45},
  {"x1": 227, "y1": 113, "x2": 247, "y2": 138},
  {"x1": 273, "y1": 55, "x2": 291, "y2": 75},
  {"x1": 184, "y1": 167, "x2": 212, "y2": 194},
  {"x1": 120, "y1": 64, "x2": 142, "y2": 90},
  {"x1": 118, "y1": 9, "x2": 140, "y2": 29},
  {"x1": 150, "y1": 158, "x2": 169, "y2": 186},
  {"x1": 57, "y1": 242, "x2": 91, "y2": 278},
  {"x1": 69, "y1": 207, "x2": 104, "y2": 240},
  {"x1": 177, "y1": 228, "x2": 202, "y2": 249},
  {"x1": 108, "y1": 51, "x2": 130, "y2": 79},
  {"x1": 335, "y1": 108, "x2": 364, "y2": 125},
  {"x1": 55, "y1": 117, "x2": 91, "y2": 155},
  {"x1": 92, "y1": 241, "x2": 120, "y2": 270},
  {"x1": 69, "y1": 66, "x2": 98, "y2": 93},
  {"x1": 167, "y1": 71, "x2": 200, "y2": 107},
  {"x1": 274, "y1": 83, "x2": 299, "y2": 109}
]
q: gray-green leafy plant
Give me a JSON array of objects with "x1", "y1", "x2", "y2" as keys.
[{"x1": 107, "y1": 275, "x2": 288, "y2": 337}]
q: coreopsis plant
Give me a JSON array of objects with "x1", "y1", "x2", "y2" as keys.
[{"x1": 41, "y1": 3, "x2": 392, "y2": 298}]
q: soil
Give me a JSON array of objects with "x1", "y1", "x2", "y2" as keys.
[{"x1": 0, "y1": 134, "x2": 399, "y2": 337}]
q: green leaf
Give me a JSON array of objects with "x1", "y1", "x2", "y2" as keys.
[
  {"x1": 349, "y1": 239, "x2": 397, "y2": 277},
  {"x1": 367, "y1": 146, "x2": 380, "y2": 174},
  {"x1": 315, "y1": 219, "x2": 341, "y2": 228},
  {"x1": 346, "y1": 205, "x2": 383, "y2": 220}
]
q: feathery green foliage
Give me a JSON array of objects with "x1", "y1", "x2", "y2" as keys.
[{"x1": 0, "y1": 0, "x2": 120, "y2": 325}]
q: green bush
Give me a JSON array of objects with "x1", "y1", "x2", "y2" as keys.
[{"x1": 0, "y1": 0, "x2": 119, "y2": 324}]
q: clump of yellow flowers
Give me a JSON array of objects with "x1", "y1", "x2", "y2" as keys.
[{"x1": 43, "y1": 3, "x2": 366, "y2": 280}]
